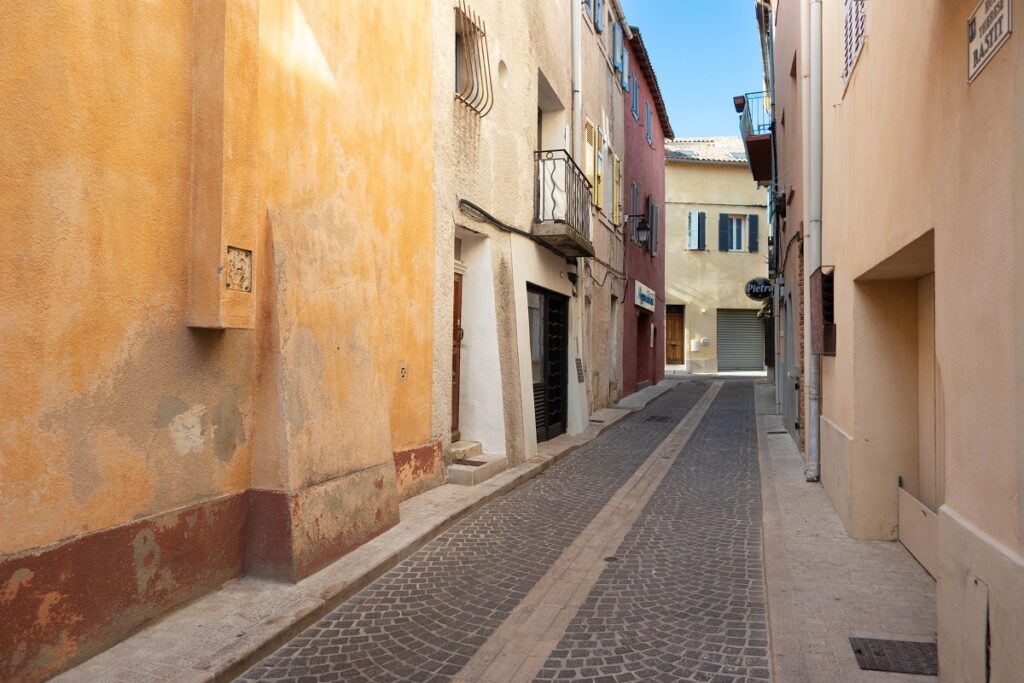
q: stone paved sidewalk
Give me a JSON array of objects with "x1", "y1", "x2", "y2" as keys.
[{"x1": 756, "y1": 384, "x2": 938, "y2": 682}]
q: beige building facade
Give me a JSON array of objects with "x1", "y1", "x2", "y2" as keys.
[
  {"x1": 431, "y1": 0, "x2": 633, "y2": 466},
  {"x1": 757, "y1": 0, "x2": 1024, "y2": 678},
  {"x1": 664, "y1": 139, "x2": 768, "y2": 374}
]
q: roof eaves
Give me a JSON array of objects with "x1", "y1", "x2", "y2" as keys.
[{"x1": 628, "y1": 27, "x2": 674, "y2": 139}]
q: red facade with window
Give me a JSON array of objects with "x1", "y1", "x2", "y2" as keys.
[{"x1": 622, "y1": 29, "x2": 672, "y2": 394}]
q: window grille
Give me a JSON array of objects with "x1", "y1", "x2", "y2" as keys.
[
  {"x1": 454, "y1": 1, "x2": 494, "y2": 116},
  {"x1": 842, "y1": 0, "x2": 866, "y2": 84}
]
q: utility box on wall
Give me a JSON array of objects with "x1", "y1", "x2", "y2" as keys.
[
  {"x1": 810, "y1": 266, "x2": 836, "y2": 356},
  {"x1": 187, "y1": 0, "x2": 259, "y2": 329}
]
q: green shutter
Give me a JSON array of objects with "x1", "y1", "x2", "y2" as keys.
[
  {"x1": 718, "y1": 213, "x2": 729, "y2": 251},
  {"x1": 748, "y1": 214, "x2": 759, "y2": 252},
  {"x1": 698, "y1": 212, "x2": 707, "y2": 250}
]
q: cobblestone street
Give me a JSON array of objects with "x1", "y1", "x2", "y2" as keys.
[{"x1": 240, "y1": 380, "x2": 771, "y2": 682}]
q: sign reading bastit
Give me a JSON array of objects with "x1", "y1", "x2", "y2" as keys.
[
  {"x1": 634, "y1": 281, "x2": 656, "y2": 312},
  {"x1": 745, "y1": 277, "x2": 773, "y2": 301},
  {"x1": 968, "y1": 0, "x2": 1012, "y2": 83}
]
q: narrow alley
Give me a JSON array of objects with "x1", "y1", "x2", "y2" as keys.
[{"x1": 6, "y1": 1, "x2": 1024, "y2": 681}]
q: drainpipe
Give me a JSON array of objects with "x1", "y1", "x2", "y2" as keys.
[
  {"x1": 572, "y1": 0, "x2": 582, "y2": 159},
  {"x1": 805, "y1": 0, "x2": 823, "y2": 482}
]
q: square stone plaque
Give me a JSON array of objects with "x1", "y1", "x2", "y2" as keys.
[{"x1": 225, "y1": 246, "x2": 252, "y2": 292}]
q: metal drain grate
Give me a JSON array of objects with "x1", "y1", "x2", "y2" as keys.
[
  {"x1": 849, "y1": 638, "x2": 937, "y2": 675},
  {"x1": 644, "y1": 416, "x2": 670, "y2": 423},
  {"x1": 767, "y1": 430, "x2": 788, "y2": 434}
]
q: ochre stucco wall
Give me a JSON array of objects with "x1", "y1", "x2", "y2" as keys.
[{"x1": 0, "y1": 1, "x2": 435, "y2": 679}]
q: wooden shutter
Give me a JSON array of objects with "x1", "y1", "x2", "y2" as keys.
[
  {"x1": 621, "y1": 50, "x2": 629, "y2": 90},
  {"x1": 698, "y1": 211, "x2": 707, "y2": 250},
  {"x1": 584, "y1": 120, "x2": 596, "y2": 198},
  {"x1": 594, "y1": 0, "x2": 604, "y2": 31},
  {"x1": 613, "y1": 23, "x2": 623, "y2": 69},
  {"x1": 687, "y1": 212, "x2": 696, "y2": 249},
  {"x1": 652, "y1": 204, "x2": 659, "y2": 256},
  {"x1": 748, "y1": 214, "x2": 759, "y2": 252},
  {"x1": 595, "y1": 127, "x2": 605, "y2": 209},
  {"x1": 612, "y1": 155, "x2": 621, "y2": 224},
  {"x1": 718, "y1": 213, "x2": 729, "y2": 251}
]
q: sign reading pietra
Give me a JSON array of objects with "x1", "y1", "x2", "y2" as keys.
[
  {"x1": 968, "y1": 0, "x2": 1012, "y2": 83},
  {"x1": 634, "y1": 281, "x2": 656, "y2": 312},
  {"x1": 744, "y1": 277, "x2": 773, "y2": 301}
]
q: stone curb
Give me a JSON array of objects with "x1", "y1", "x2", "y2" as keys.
[{"x1": 57, "y1": 382, "x2": 678, "y2": 683}]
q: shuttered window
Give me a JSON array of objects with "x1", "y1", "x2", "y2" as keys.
[
  {"x1": 594, "y1": 0, "x2": 604, "y2": 32},
  {"x1": 687, "y1": 211, "x2": 702, "y2": 250},
  {"x1": 613, "y1": 23, "x2": 623, "y2": 70},
  {"x1": 621, "y1": 48, "x2": 630, "y2": 90},
  {"x1": 584, "y1": 119, "x2": 596, "y2": 200},
  {"x1": 843, "y1": 0, "x2": 866, "y2": 83},
  {"x1": 631, "y1": 74, "x2": 639, "y2": 119},
  {"x1": 645, "y1": 102, "x2": 652, "y2": 143},
  {"x1": 595, "y1": 127, "x2": 605, "y2": 210},
  {"x1": 630, "y1": 182, "x2": 639, "y2": 241},
  {"x1": 651, "y1": 202, "x2": 659, "y2": 256},
  {"x1": 612, "y1": 155, "x2": 621, "y2": 225},
  {"x1": 748, "y1": 214, "x2": 760, "y2": 252}
]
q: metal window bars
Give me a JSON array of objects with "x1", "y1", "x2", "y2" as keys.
[
  {"x1": 454, "y1": 1, "x2": 494, "y2": 116},
  {"x1": 534, "y1": 150, "x2": 593, "y2": 242}
]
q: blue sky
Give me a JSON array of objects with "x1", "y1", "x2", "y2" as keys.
[{"x1": 620, "y1": 0, "x2": 764, "y2": 139}]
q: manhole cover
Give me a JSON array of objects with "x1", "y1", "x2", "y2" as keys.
[
  {"x1": 458, "y1": 459, "x2": 488, "y2": 467},
  {"x1": 644, "y1": 416, "x2": 670, "y2": 423},
  {"x1": 849, "y1": 638, "x2": 937, "y2": 675}
]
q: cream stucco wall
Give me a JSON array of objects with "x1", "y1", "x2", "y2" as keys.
[
  {"x1": 796, "y1": 0, "x2": 1024, "y2": 678},
  {"x1": 665, "y1": 159, "x2": 768, "y2": 372}
]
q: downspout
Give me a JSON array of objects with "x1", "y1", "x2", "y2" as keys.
[
  {"x1": 568, "y1": 0, "x2": 588, "y2": 433},
  {"x1": 572, "y1": 0, "x2": 582, "y2": 159},
  {"x1": 805, "y1": 0, "x2": 823, "y2": 481}
]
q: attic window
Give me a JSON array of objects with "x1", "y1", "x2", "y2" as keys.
[{"x1": 454, "y1": 2, "x2": 493, "y2": 116}]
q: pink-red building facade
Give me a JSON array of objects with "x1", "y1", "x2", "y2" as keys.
[{"x1": 622, "y1": 29, "x2": 673, "y2": 394}]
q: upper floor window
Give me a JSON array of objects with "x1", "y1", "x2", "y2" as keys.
[
  {"x1": 842, "y1": 0, "x2": 866, "y2": 84},
  {"x1": 454, "y1": 3, "x2": 493, "y2": 116},
  {"x1": 687, "y1": 211, "x2": 706, "y2": 250},
  {"x1": 631, "y1": 73, "x2": 639, "y2": 119},
  {"x1": 718, "y1": 213, "x2": 760, "y2": 252},
  {"x1": 645, "y1": 102, "x2": 652, "y2": 144},
  {"x1": 593, "y1": 0, "x2": 605, "y2": 32}
]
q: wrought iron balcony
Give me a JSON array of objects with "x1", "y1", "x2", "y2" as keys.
[
  {"x1": 736, "y1": 90, "x2": 773, "y2": 185},
  {"x1": 533, "y1": 149, "x2": 595, "y2": 258}
]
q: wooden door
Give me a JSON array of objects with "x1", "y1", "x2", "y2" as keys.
[
  {"x1": 666, "y1": 307, "x2": 685, "y2": 364},
  {"x1": 452, "y1": 273, "x2": 463, "y2": 440}
]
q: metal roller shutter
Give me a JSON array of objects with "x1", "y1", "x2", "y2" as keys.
[{"x1": 716, "y1": 309, "x2": 765, "y2": 371}]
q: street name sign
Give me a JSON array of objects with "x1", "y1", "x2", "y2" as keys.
[{"x1": 968, "y1": 0, "x2": 1012, "y2": 83}]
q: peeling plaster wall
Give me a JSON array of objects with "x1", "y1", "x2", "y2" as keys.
[
  {"x1": 0, "y1": 0, "x2": 253, "y2": 561},
  {"x1": 0, "y1": 0, "x2": 435, "y2": 678}
]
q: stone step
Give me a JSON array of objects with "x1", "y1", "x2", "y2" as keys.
[
  {"x1": 448, "y1": 440, "x2": 482, "y2": 461},
  {"x1": 447, "y1": 453, "x2": 508, "y2": 487}
]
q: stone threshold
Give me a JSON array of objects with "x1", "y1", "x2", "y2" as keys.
[{"x1": 55, "y1": 382, "x2": 678, "y2": 683}]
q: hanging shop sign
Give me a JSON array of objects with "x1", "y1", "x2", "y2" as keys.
[
  {"x1": 744, "y1": 277, "x2": 773, "y2": 301},
  {"x1": 634, "y1": 281, "x2": 656, "y2": 312},
  {"x1": 968, "y1": 0, "x2": 1012, "y2": 83}
]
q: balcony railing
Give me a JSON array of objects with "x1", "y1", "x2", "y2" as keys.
[
  {"x1": 736, "y1": 91, "x2": 773, "y2": 185},
  {"x1": 533, "y1": 150, "x2": 593, "y2": 257},
  {"x1": 739, "y1": 90, "x2": 772, "y2": 137}
]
